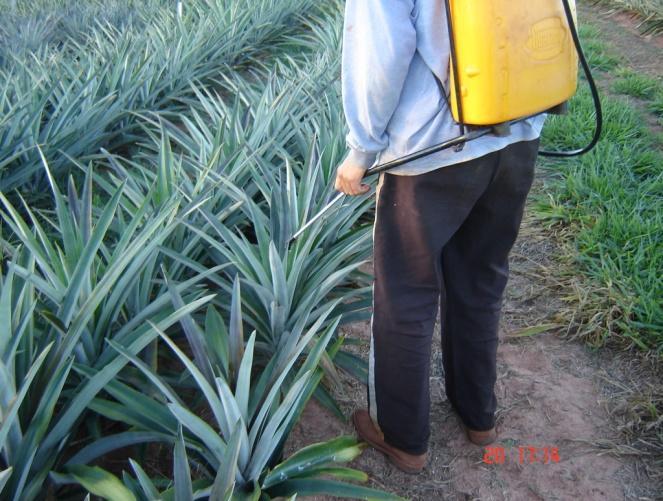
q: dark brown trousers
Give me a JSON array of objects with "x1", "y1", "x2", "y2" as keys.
[{"x1": 368, "y1": 138, "x2": 540, "y2": 455}]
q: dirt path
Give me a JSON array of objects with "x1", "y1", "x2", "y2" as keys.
[
  {"x1": 580, "y1": 1, "x2": 663, "y2": 69},
  {"x1": 283, "y1": 3, "x2": 662, "y2": 500},
  {"x1": 284, "y1": 210, "x2": 636, "y2": 500}
]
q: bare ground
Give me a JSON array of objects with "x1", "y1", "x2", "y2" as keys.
[
  {"x1": 283, "y1": 2, "x2": 662, "y2": 499},
  {"x1": 283, "y1": 203, "x2": 642, "y2": 500}
]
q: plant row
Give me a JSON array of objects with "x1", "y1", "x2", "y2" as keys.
[
  {"x1": 0, "y1": 1, "x2": 397, "y2": 499},
  {"x1": 0, "y1": 0, "x2": 328, "y2": 194}
]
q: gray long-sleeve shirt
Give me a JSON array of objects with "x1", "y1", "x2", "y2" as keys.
[{"x1": 341, "y1": 0, "x2": 547, "y2": 175}]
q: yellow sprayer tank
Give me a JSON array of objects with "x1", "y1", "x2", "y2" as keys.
[{"x1": 447, "y1": 0, "x2": 579, "y2": 125}]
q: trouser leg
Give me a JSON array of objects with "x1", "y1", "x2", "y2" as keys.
[
  {"x1": 368, "y1": 152, "x2": 501, "y2": 455},
  {"x1": 440, "y1": 138, "x2": 540, "y2": 431}
]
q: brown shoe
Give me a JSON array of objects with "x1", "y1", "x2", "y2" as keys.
[
  {"x1": 463, "y1": 424, "x2": 497, "y2": 446},
  {"x1": 447, "y1": 401, "x2": 498, "y2": 446},
  {"x1": 352, "y1": 409, "x2": 427, "y2": 474}
]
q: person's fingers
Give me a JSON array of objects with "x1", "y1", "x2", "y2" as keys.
[
  {"x1": 343, "y1": 176, "x2": 357, "y2": 196},
  {"x1": 334, "y1": 164, "x2": 370, "y2": 196},
  {"x1": 347, "y1": 179, "x2": 370, "y2": 196},
  {"x1": 337, "y1": 172, "x2": 351, "y2": 195},
  {"x1": 336, "y1": 174, "x2": 349, "y2": 194},
  {"x1": 349, "y1": 181, "x2": 362, "y2": 196},
  {"x1": 340, "y1": 178, "x2": 352, "y2": 196}
]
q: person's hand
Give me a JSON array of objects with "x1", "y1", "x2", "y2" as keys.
[{"x1": 334, "y1": 157, "x2": 371, "y2": 196}]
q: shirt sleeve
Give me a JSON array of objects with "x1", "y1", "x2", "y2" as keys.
[{"x1": 341, "y1": 0, "x2": 417, "y2": 169}]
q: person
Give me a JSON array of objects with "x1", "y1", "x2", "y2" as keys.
[{"x1": 335, "y1": 0, "x2": 546, "y2": 474}]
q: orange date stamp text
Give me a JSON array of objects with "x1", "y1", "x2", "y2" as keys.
[{"x1": 483, "y1": 445, "x2": 560, "y2": 465}]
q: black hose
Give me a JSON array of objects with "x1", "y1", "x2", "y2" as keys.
[{"x1": 539, "y1": 0, "x2": 603, "y2": 157}]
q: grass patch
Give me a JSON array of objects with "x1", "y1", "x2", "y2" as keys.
[
  {"x1": 611, "y1": 68, "x2": 662, "y2": 99},
  {"x1": 537, "y1": 13, "x2": 662, "y2": 352},
  {"x1": 577, "y1": 24, "x2": 623, "y2": 71},
  {"x1": 538, "y1": 82, "x2": 663, "y2": 352},
  {"x1": 649, "y1": 88, "x2": 663, "y2": 125}
]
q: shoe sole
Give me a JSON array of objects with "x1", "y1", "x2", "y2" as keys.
[{"x1": 351, "y1": 412, "x2": 425, "y2": 474}]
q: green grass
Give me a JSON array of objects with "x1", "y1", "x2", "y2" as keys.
[
  {"x1": 649, "y1": 88, "x2": 663, "y2": 125},
  {"x1": 577, "y1": 24, "x2": 623, "y2": 71},
  {"x1": 611, "y1": 68, "x2": 662, "y2": 99},
  {"x1": 536, "y1": 22, "x2": 663, "y2": 352}
]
